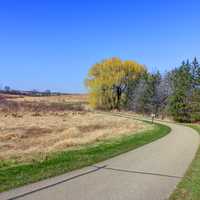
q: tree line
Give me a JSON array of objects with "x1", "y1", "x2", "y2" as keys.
[{"x1": 86, "y1": 57, "x2": 200, "y2": 122}]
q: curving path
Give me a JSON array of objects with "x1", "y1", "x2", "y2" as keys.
[{"x1": 1, "y1": 119, "x2": 200, "y2": 200}]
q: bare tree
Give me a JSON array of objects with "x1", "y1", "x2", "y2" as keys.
[{"x1": 4, "y1": 86, "x2": 11, "y2": 92}]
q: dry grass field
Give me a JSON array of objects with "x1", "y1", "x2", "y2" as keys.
[{"x1": 0, "y1": 93, "x2": 152, "y2": 164}]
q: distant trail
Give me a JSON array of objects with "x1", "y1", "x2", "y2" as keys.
[{"x1": 1, "y1": 115, "x2": 199, "y2": 200}]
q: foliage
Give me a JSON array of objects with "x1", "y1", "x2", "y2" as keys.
[
  {"x1": 86, "y1": 57, "x2": 200, "y2": 122},
  {"x1": 168, "y1": 62, "x2": 192, "y2": 122},
  {"x1": 125, "y1": 57, "x2": 200, "y2": 122},
  {"x1": 169, "y1": 58, "x2": 200, "y2": 122},
  {"x1": 85, "y1": 57, "x2": 145, "y2": 110},
  {"x1": 127, "y1": 71, "x2": 170, "y2": 116}
]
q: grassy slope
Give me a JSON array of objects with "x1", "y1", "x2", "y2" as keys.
[
  {"x1": 0, "y1": 122, "x2": 170, "y2": 192},
  {"x1": 169, "y1": 124, "x2": 200, "y2": 200}
]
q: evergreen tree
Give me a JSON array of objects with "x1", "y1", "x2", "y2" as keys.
[
  {"x1": 189, "y1": 58, "x2": 200, "y2": 121},
  {"x1": 169, "y1": 61, "x2": 192, "y2": 122}
]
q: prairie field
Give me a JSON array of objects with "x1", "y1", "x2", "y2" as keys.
[{"x1": 0, "y1": 93, "x2": 152, "y2": 164}]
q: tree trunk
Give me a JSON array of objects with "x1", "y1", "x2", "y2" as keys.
[{"x1": 116, "y1": 87, "x2": 121, "y2": 111}]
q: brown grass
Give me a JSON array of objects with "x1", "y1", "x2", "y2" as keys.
[
  {"x1": 0, "y1": 94, "x2": 152, "y2": 163},
  {"x1": 10, "y1": 94, "x2": 88, "y2": 103}
]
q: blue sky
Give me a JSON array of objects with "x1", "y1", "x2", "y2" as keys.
[{"x1": 0, "y1": 0, "x2": 200, "y2": 93}]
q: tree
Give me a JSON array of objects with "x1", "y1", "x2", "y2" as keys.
[
  {"x1": 168, "y1": 61, "x2": 193, "y2": 122},
  {"x1": 155, "y1": 71, "x2": 172, "y2": 118},
  {"x1": 168, "y1": 58, "x2": 200, "y2": 122},
  {"x1": 191, "y1": 57, "x2": 200, "y2": 87},
  {"x1": 146, "y1": 71, "x2": 162, "y2": 115},
  {"x1": 31, "y1": 89, "x2": 39, "y2": 96},
  {"x1": 189, "y1": 58, "x2": 200, "y2": 121},
  {"x1": 4, "y1": 86, "x2": 11, "y2": 92},
  {"x1": 44, "y1": 89, "x2": 51, "y2": 96},
  {"x1": 128, "y1": 71, "x2": 166, "y2": 115},
  {"x1": 85, "y1": 57, "x2": 146, "y2": 110},
  {"x1": 127, "y1": 72, "x2": 150, "y2": 113}
]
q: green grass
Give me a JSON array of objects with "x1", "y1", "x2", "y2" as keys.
[
  {"x1": 169, "y1": 124, "x2": 200, "y2": 200},
  {"x1": 0, "y1": 121, "x2": 170, "y2": 192}
]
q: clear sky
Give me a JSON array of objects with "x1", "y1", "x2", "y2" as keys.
[{"x1": 0, "y1": 0, "x2": 200, "y2": 93}]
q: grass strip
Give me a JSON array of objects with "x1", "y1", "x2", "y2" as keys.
[{"x1": 0, "y1": 122, "x2": 170, "y2": 192}]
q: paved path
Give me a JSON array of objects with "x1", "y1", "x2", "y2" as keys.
[{"x1": 1, "y1": 120, "x2": 199, "y2": 200}]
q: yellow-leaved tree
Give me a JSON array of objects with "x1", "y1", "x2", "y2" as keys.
[{"x1": 85, "y1": 57, "x2": 146, "y2": 110}]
